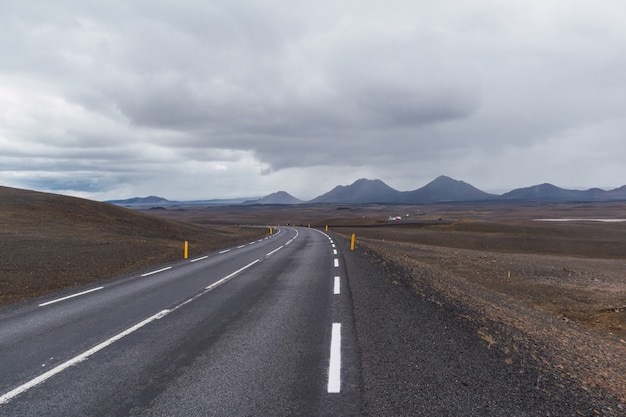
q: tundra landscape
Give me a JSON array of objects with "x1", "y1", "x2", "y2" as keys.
[{"x1": 1, "y1": 186, "x2": 625, "y2": 412}]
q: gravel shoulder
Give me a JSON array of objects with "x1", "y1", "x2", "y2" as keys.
[{"x1": 333, "y1": 225, "x2": 626, "y2": 415}]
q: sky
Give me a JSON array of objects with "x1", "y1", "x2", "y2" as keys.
[{"x1": 1, "y1": 0, "x2": 625, "y2": 201}]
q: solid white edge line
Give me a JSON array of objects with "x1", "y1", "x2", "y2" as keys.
[
  {"x1": 327, "y1": 323, "x2": 342, "y2": 393},
  {"x1": 38, "y1": 287, "x2": 104, "y2": 307},
  {"x1": 334, "y1": 259, "x2": 339, "y2": 268},
  {"x1": 0, "y1": 309, "x2": 170, "y2": 405},
  {"x1": 190, "y1": 255, "x2": 209, "y2": 262},
  {"x1": 141, "y1": 266, "x2": 172, "y2": 277},
  {"x1": 205, "y1": 259, "x2": 260, "y2": 291},
  {"x1": 334, "y1": 277, "x2": 340, "y2": 295},
  {"x1": 266, "y1": 246, "x2": 284, "y2": 257}
]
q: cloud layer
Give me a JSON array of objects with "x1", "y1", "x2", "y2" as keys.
[{"x1": 1, "y1": 0, "x2": 625, "y2": 200}]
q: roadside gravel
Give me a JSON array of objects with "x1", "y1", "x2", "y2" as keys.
[{"x1": 336, "y1": 234, "x2": 624, "y2": 416}]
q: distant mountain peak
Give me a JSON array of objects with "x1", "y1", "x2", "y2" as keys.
[
  {"x1": 402, "y1": 176, "x2": 495, "y2": 203},
  {"x1": 308, "y1": 178, "x2": 401, "y2": 204},
  {"x1": 499, "y1": 183, "x2": 626, "y2": 202},
  {"x1": 245, "y1": 191, "x2": 303, "y2": 205},
  {"x1": 107, "y1": 196, "x2": 170, "y2": 205}
]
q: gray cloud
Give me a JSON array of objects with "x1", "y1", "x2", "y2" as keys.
[{"x1": 1, "y1": 0, "x2": 625, "y2": 200}]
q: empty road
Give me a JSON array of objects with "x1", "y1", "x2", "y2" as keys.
[{"x1": 0, "y1": 227, "x2": 601, "y2": 416}]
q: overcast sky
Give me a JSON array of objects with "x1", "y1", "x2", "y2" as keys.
[{"x1": 1, "y1": 0, "x2": 625, "y2": 201}]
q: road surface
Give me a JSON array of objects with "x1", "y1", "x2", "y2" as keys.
[{"x1": 0, "y1": 227, "x2": 601, "y2": 416}]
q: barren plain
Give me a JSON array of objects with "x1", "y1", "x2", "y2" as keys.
[
  {"x1": 2, "y1": 188, "x2": 625, "y2": 409},
  {"x1": 148, "y1": 201, "x2": 626, "y2": 405}
]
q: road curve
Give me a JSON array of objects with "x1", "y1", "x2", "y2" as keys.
[
  {"x1": 1, "y1": 226, "x2": 607, "y2": 416},
  {"x1": 0, "y1": 227, "x2": 360, "y2": 416}
]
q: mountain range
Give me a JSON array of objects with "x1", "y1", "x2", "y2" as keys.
[{"x1": 108, "y1": 176, "x2": 626, "y2": 206}]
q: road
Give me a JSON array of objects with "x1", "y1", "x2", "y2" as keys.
[{"x1": 0, "y1": 227, "x2": 600, "y2": 416}]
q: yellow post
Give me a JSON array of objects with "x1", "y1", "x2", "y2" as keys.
[
  {"x1": 508, "y1": 271, "x2": 511, "y2": 279},
  {"x1": 325, "y1": 225, "x2": 328, "y2": 231},
  {"x1": 350, "y1": 234, "x2": 356, "y2": 251},
  {"x1": 184, "y1": 241, "x2": 189, "y2": 259},
  {"x1": 270, "y1": 227, "x2": 273, "y2": 235},
  {"x1": 308, "y1": 224, "x2": 310, "y2": 228}
]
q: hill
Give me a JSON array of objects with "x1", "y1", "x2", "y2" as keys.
[
  {"x1": 402, "y1": 175, "x2": 495, "y2": 203},
  {"x1": 308, "y1": 178, "x2": 402, "y2": 204},
  {"x1": 244, "y1": 191, "x2": 303, "y2": 205},
  {"x1": 0, "y1": 186, "x2": 266, "y2": 307}
]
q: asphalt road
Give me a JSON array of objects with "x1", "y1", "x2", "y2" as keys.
[{"x1": 0, "y1": 227, "x2": 601, "y2": 416}]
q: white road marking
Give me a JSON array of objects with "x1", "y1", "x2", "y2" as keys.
[
  {"x1": 190, "y1": 256, "x2": 209, "y2": 262},
  {"x1": 2, "y1": 257, "x2": 266, "y2": 405},
  {"x1": 237, "y1": 245, "x2": 246, "y2": 249},
  {"x1": 38, "y1": 287, "x2": 104, "y2": 307},
  {"x1": 333, "y1": 249, "x2": 337, "y2": 255},
  {"x1": 266, "y1": 246, "x2": 284, "y2": 257},
  {"x1": 219, "y1": 249, "x2": 231, "y2": 254},
  {"x1": 327, "y1": 323, "x2": 342, "y2": 393},
  {"x1": 141, "y1": 267, "x2": 172, "y2": 277},
  {"x1": 0, "y1": 309, "x2": 170, "y2": 405},
  {"x1": 334, "y1": 277, "x2": 340, "y2": 295},
  {"x1": 332, "y1": 244, "x2": 335, "y2": 248},
  {"x1": 334, "y1": 259, "x2": 339, "y2": 268}
]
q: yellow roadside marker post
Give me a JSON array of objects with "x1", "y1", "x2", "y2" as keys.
[
  {"x1": 350, "y1": 234, "x2": 356, "y2": 251},
  {"x1": 184, "y1": 241, "x2": 189, "y2": 259}
]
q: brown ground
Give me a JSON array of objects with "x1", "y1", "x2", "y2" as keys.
[
  {"x1": 0, "y1": 187, "x2": 267, "y2": 307},
  {"x1": 325, "y1": 203, "x2": 626, "y2": 406},
  {"x1": 2, "y1": 189, "x2": 625, "y2": 407}
]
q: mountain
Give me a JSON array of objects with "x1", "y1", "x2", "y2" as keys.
[
  {"x1": 402, "y1": 175, "x2": 495, "y2": 203},
  {"x1": 107, "y1": 196, "x2": 259, "y2": 206},
  {"x1": 244, "y1": 191, "x2": 303, "y2": 205},
  {"x1": 308, "y1": 178, "x2": 402, "y2": 204},
  {"x1": 606, "y1": 185, "x2": 626, "y2": 200},
  {"x1": 107, "y1": 196, "x2": 171, "y2": 205},
  {"x1": 500, "y1": 183, "x2": 626, "y2": 202},
  {"x1": 105, "y1": 177, "x2": 626, "y2": 207}
]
